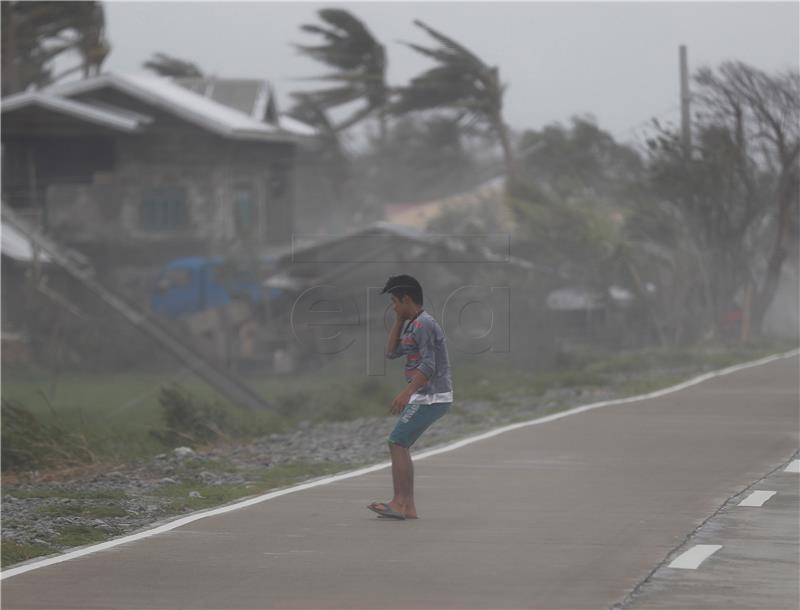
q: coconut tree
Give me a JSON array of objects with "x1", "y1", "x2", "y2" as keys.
[
  {"x1": 72, "y1": 1, "x2": 110, "y2": 77},
  {"x1": 392, "y1": 20, "x2": 516, "y2": 182},
  {"x1": 2, "y1": 1, "x2": 110, "y2": 95},
  {"x1": 292, "y1": 8, "x2": 388, "y2": 135}
]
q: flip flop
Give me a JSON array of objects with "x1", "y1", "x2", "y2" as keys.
[
  {"x1": 367, "y1": 502, "x2": 406, "y2": 520},
  {"x1": 378, "y1": 513, "x2": 418, "y2": 520}
]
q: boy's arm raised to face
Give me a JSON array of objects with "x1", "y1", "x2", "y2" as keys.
[{"x1": 385, "y1": 316, "x2": 404, "y2": 359}]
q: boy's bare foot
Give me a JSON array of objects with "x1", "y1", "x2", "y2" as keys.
[
  {"x1": 369, "y1": 501, "x2": 418, "y2": 519},
  {"x1": 376, "y1": 501, "x2": 419, "y2": 519}
]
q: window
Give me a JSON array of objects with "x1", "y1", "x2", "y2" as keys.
[
  {"x1": 233, "y1": 183, "x2": 257, "y2": 237},
  {"x1": 140, "y1": 186, "x2": 188, "y2": 231}
]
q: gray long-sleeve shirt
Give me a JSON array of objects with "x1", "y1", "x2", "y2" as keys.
[{"x1": 387, "y1": 310, "x2": 454, "y2": 404}]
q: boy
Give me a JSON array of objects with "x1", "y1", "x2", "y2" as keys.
[{"x1": 368, "y1": 274, "x2": 453, "y2": 520}]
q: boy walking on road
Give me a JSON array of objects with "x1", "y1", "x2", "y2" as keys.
[{"x1": 368, "y1": 275, "x2": 453, "y2": 520}]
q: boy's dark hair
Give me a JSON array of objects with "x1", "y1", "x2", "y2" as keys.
[{"x1": 381, "y1": 274, "x2": 423, "y2": 305}]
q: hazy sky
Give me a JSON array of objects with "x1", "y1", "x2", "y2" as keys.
[{"x1": 102, "y1": 1, "x2": 799, "y2": 142}]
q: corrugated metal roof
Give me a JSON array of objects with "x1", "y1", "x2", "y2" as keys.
[
  {"x1": 1, "y1": 219, "x2": 53, "y2": 262},
  {"x1": 46, "y1": 73, "x2": 298, "y2": 142},
  {"x1": 171, "y1": 76, "x2": 317, "y2": 136},
  {"x1": 1, "y1": 91, "x2": 146, "y2": 132},
  {"x1": 174, "y1": 77, "x2": 262, "y2": 116}
]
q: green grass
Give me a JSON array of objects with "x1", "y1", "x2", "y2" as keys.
[
  {"x1": 2, "y1": 340, "x2": 795, "y2": 473},
  {"x1": 5, "y1": 488, "x2": 127, "y2": 501},
  {"x1": 1, "y1": 461, "x2": 354, "y2": 568},
  {"x1": 37, "y1": 503, "x2": 128, "y2": 518},
  {"x1": 1, "y1": 541, "x2": 54, "y2": 567},
  {"x1": 154, "y1": 462, "x2": 352, "y2": 512},
  {"x1": 50, "y1": 525, "x2": 112, "y2": 547},
  {"x1": 619, "y1": 373, "x2": 690, "y2": 397},
  {"x1": 1, "y1": 364, "x2": 399, "y2": 469}
]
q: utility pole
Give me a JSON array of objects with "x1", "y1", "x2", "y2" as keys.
[{"x1": 679, "y1": 45, "x2": 692, "y2": 158}]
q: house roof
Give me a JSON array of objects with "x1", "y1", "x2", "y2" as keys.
[
  {"x1": 1, "y1": 216, "x2": 53, "y2": 262},
  {"x1": 171, "y1": 76, "x2": 317, "y2": 137},
  {"x1": 45, "y1": 73, "x2": 300, "y2": 143},
  {"x1": 384, "y1": 175, "x2": 513, "y2": 231},
  {"x1": 284, "y1": 221, "x2": 533, "y2": 269},
  {"x1": 173, "y1": 77, "x2": 264, "y2": 117},
  {"x1": 1, "y1": 91, "x2": 147, "y2": 132}
]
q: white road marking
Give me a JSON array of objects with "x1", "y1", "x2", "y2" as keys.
[
  {"x1": 737, "y1": 490, "x2": 777, "y2": 507},
  {"x1": 2, "y1": 348, "x2": 798, "y2": 581},
  {"x1": 784, "y1": 460, "x2": 800, "y2": 473},
  {"x1": 668, "y1": 544, "x2": 722, "y2": 569}
]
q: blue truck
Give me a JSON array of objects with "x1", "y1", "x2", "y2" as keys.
[{"x1": 150, "y1": 257, "x2": 267, "y2": 320}]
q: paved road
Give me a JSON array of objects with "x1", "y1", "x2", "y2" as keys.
[
  {"x1": 2, "y1": 354, "x2": 798, "y2": 609},
  {"x1": 622, "y1": 453, "x2": 799, "y2": 609}
]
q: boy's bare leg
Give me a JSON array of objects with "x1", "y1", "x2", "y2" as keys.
[
  {"x1": 389, "y1": 442, "x2": 401, "y2": 501},
  {"x1": 388, "y1": 442, "x2": 418, "y2": 518}
]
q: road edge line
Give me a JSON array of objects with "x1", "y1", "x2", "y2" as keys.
[{"x1": 3, "y1": 347, "x2": 798, "y2": 580}]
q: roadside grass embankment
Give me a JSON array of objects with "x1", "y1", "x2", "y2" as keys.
[{"x1": 2, "y1": 339, "x2": 796, "y2": 567}]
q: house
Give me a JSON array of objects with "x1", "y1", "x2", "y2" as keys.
[
  {"x1": 1, "y1": 72, "x2": 315, "y2": 276},
  {"x1": 169, "y1": 76, "x2": 316, "y2": 137},
  {"x1": 251, "y1": 221, "x2": 548, "y2": 370},
  {"x1": 1, "y1": 206, "x2": 90, "y2": 365},
  {"x1": 384, "y1": 175, "x2": 515, "y2": 232}
]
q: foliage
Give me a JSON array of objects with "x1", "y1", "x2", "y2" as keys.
[
  {"x1": 1, "y1": 400, "x2": 96, "y2": 471},
  {"x1": 151, "y1": 385, "x2": 241, "y2": 448},
  {"x1": 393, "y1": 20, "x2": 516, "y2": 181},
  {"x1": 644, "y1": 61, "x2": 800, "y2": 338},
  {"x1": 354, "y1": 113, "x2": 479, "y2": 204},
  {"x1": 292, "y1": 8, "x2": 387, "y2": 132},
  {"x1": 1, "y1": 1, "x2": 110, "y2": 95},
  {"x1": 517, "y1": 116, "x2": 646, "y2": 207}
]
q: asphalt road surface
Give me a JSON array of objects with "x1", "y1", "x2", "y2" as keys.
[{"x1": 2, "y1": 353, "x2": 798, "y2": 610}]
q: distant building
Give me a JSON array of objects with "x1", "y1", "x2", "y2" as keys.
[
  {"x1": 384, "y1": 175, "x2": 515, "y2": 231},
  {"x1": 1, "y1": 72, "x2": 316, "y2": 269}
]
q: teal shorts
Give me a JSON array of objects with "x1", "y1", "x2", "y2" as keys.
[{"x1": 389, "y1": 402, "x2": 451, "y2": 448}]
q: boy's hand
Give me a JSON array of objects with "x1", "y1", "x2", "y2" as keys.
[{"x1": 390, "y1": 389, "x2": 411, "y2": 415}]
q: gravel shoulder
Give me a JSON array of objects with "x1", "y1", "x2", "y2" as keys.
[{"x1": 0, "y1": 356, "x2": 786, "y2": 567}]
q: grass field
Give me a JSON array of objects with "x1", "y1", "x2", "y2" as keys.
[
  {"x1": 2, "y1": 340, "x2": 796, "y2": 472},
  {"x1": 0, "y1": 461, "x2": 352, "y2": 567},
  {"x1": 1, "y1": 340, "x2": 796, "y2": 567}
]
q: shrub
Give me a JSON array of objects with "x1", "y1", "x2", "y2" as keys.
[
  {"x1": 151, "y1": 385, "x2": 238, "y2": 447},
  {"x1": 1, "y1": 400, "x2": 95, "y2": 471}
]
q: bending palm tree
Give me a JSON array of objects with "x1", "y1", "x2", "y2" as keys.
[
  {"x1": 293, "y1": 8, "x2": 387, "y2": 134},
  {"x1": 393, "y1": 20, "x2": 517, "y2": 182},
  {"x1": 2, "y1": 1, "x2": 110, "y2": 94}
]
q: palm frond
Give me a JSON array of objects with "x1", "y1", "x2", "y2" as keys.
[
  {"x1": 412, "y1": 20, "x2": 485, "y2": 68},
  {"x1": 302, "y1": 85, "x2": 363, "y2": 109},
  {"x1": 318, "y1": 9, "x2": 377, "y2": 47}
]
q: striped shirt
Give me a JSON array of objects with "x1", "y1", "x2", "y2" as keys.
[{"x1": 387, "y1": 310, "x2": 454, "y2": 404}]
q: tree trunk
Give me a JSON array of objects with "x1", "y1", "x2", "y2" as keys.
[
  {"x1": 492, "y1": 113, "x2": 517, "y2": 184},
  {"x1": 751, "y1": 171, "x2": 797, "y2": 333},
  {"x1": 4, "y1": 4, "x2": 20, "y2": 95}
]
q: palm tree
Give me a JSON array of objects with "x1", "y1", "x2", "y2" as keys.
[
  {"x1": 2, "y1": 1, "x2": 110, "y2": 95},
  {"x1": 73, "y1": 1, "x2": 110, "y2": 77},
  {"x1": 393, "y1": 20, "x2": 517, "y2": 182},
  {"x1": 293, "y1": 8, "x2": 388, "y2": 135}
]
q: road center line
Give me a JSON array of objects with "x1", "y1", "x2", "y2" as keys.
[
  {"x1": 784, "y1": 460, "x2": 800, "y2": 473},
  {"x1": 668, "y1": 545, "x2": 722, "y2": 569},
  {"x1": 737, "y1": 490, "x2": 777, "y2": 507}
]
